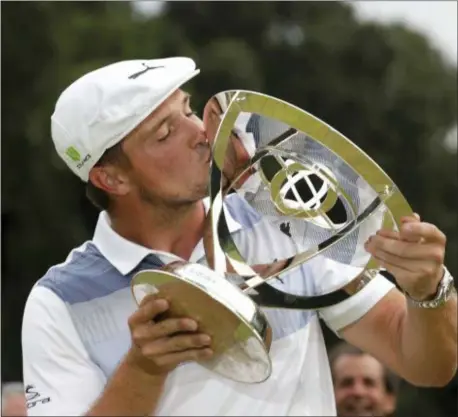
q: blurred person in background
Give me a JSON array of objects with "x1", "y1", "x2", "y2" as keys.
[
  {"x1": 20, "y1": 57, "x2": 457, "y2": 417},
  {"x1": 329, "y1": 342, "x2": 398, "y2": 417},
  {"x1": 2, "y1": 382, "x2": 27, "y2": 417}
]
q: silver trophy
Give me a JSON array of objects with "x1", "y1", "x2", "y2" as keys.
[{"x1": 131, "y1": 90, "x2": 413, "y2": 383}]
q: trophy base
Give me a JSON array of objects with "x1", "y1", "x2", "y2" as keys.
[{"x1": 132, "y1": 262, "x2": 273, "y2": 383}]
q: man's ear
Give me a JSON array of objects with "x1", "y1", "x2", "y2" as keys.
[
  {"x1": 88, "y1": 166, "x2": 131, "y2": 196},
  {"x1": 383, "y1": 392, "x2": 397, "y2": 416}
]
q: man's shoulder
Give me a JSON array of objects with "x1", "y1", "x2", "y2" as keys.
[{"x1": 35, "y1": 241, "x2": 126, "y2": 306}]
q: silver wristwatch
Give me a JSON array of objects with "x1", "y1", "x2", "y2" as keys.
[{"x1": 407, "y1": 266, "x2": 457, "y2": 309}]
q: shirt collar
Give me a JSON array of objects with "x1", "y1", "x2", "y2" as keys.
[{"x1": 92, "y1": 197, "x2": 242, "y2": 276}]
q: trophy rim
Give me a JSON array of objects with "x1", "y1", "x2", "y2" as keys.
[
  {"x1": 209, "y1": 89, "x2": 413, "y2": 220},
  {"x1": 204, "y1": 89, "x2": 414, "y2": 309}
]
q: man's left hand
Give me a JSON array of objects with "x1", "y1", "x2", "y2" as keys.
[{"x1": 364, "y1": 213, "x2": 446, "y2": 301}]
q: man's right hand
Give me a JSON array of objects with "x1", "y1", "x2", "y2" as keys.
[
  {"x1": 126, "y1": 295, "x2": 213, "y2": 377},
  {"x1": 86, "y1": 295, "x2": 213, "y2": 416}
]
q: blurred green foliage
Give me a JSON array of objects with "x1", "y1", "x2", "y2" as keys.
[{"x1": 2, "y1": 2, "x2": 456, "y2": 416}]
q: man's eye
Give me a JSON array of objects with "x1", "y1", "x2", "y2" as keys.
[
  {"x1": 340, "y1": 377, "x2": 354, "y2": 387},
  {"x1": 186, "y1": 111, "x2": 197, "y2": 118},
  {"x1": 363, "y1": 378, "x2": 376, "y2": 387}
]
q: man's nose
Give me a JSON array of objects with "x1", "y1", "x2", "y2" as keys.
[
  {"x1": 348, "y1": 381, "x2": 368, "y2": 398},
  {"x1": 184, "y1": 115, "x2": 207, "y2": 147}
]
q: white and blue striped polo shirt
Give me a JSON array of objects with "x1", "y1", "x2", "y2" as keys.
[{"x1": 21, "y1": 194, "x2": 394, "y2": 416}]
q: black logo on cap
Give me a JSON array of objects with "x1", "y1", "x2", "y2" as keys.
[{"x1": 128, "y1": 63, "x2": 164, "y2": 80}]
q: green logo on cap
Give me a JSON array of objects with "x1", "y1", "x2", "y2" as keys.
[{"x1": 65, "y1": 146, "x2": 81, "y2": 162}]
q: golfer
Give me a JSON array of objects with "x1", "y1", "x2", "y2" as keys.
[{"x1": 21, "y1": 57, "x2": 456, "y2": 416}]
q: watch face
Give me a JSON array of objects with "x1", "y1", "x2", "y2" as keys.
[
  {"x1": 443, "y1": 268, "x2": 454, "y2": 287},
  {"x1": 440, "y1": 268, "x2": 456, "y2": 302}
]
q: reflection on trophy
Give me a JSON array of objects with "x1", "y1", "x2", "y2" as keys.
[{"x1": 131, "y1": 90, "x2": 413, "y2": 383}]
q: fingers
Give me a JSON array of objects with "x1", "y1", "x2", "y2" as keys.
[
  {"x1": 369, "y1": 254, "x2": 418, "y2": 281},
  {"x1": 401, "y1": 213, "x2": 421, "y2": 223},
  {"x1": 375, "y1": 229, "x2": 400, "y2": 240},
  {"x1": 151, "y1": 347, "x2": 214, "y2": 368},
  {"x1": 127, "y1": 292, "x2": 216, "y2": 376},
  {"x1": 367, "y1": 213, "x2": 447, "y2": 300},
  {"x1": 399, "y1": 212, "x2": 444, "y2": 244},
  {"x1": 141, "y1": 333, "x2": 212, "y2": 356},
  {"x1": 141, "y1": 317, "x2": 198, "y2": 341},
  {"x1": 399, "y1": 222, "x2": 446, "y2": 245},
  {"x1": 377, "y1": 213, "x2": 422, "y2": 242},
  {"x1": 365, "y1": 235, "x2": 444, "y2": 264},
  {"x1": 369, "y1": 212, "x2": 420, "y2": 241},
  {"x1": 128, "y1": 296, "x2": 170, "y2": 329},
  {"x1": 369, "y1": 253, "x2": 440, "y2": 298},
  {"x1": 371, "y1": 213, "x2": 445, "y2": 247},
  {"x1": 131, "y1": 319, "x2": 196, "y2": 348},
  {"x1": 399, "y1": 213, "x2": 422, "y2": 243},
  {"x1": 369, "y1": 248, "x2": 440, "y2": 274}
]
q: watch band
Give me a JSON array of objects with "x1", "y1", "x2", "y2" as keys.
[{"x1": 406, "y1": 266, "x2": 456, "y2": 309}]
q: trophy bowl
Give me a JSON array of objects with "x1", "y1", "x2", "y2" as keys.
[
  {"x1": 131, "y1": 261, "x2": 273, "y2": 384},
  {"x1": 131, "y1": 90, "x2": 413, "y2": 383}
]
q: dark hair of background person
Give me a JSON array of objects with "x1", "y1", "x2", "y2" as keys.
[{"x1": 328, "y1": 341, "x2": 401, "y2": 396}]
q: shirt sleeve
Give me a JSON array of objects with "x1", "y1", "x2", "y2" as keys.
[
  {"x1": 311, "y1": 257, "x2": 395, "y2": 334},
  {"x1": 22, "y1": 285, "x2": 107, "y2": 416}
]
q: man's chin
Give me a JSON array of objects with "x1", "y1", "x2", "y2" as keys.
[
  {"x1": 194, "y1": 180, "x2": 210, "y2": 199},
  {"x1": 339, "y1": 402, "x2": 379, "y2": 417},
  {"x1": 169, "y1": 188, "x2": 209, "y2": 207}
]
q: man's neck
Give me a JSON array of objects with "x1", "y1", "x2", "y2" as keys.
[{"x1": 108, "y1": 199, "x2": 207, "y2": 261}]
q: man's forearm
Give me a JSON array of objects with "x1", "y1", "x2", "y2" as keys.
[
  {"x1": 399, "y1": 292, "x2": 457, "y2": 386},
  {"x1": 342, "y1": 287, "x2": 457, "y2": 388},
  {"x1": 86, "y1": 354, "x2": 167, "y2": 416}
]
